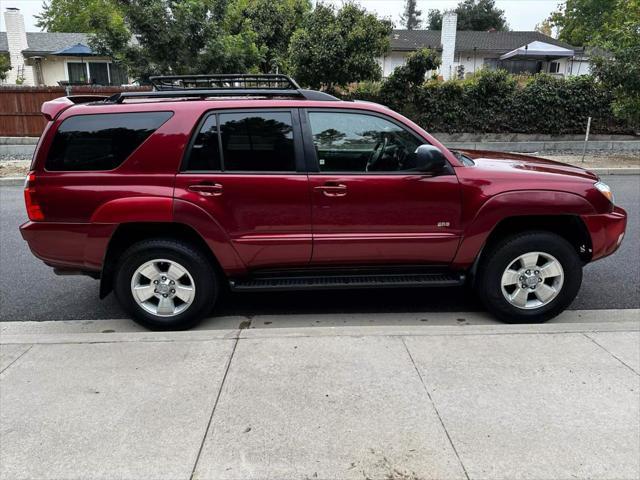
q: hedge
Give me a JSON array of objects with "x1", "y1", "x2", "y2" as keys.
[{"x1": 344, "y1": 70, "x2": 633, "y2": 135}]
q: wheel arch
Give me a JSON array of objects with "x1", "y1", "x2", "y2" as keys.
[
  {"x1": 99, "y1": 222, "x2": 223, "y2": 299},
  {"x1": 466, "y1": 215, "x2": 592, "y2": 285}
]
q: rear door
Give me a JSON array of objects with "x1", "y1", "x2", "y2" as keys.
[
  {"x1": 303, "y1": 109, "x2": 462, "y2": 266},
  {"x1": 174, "y1": 108, "x2": 312, "y2": 269}
]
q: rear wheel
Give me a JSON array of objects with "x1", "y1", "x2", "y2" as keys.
[
  {"x1": 114, "y1": 239, "x2": 218, "y2": 330},
  {"x1": 476, "y1": 231, "x2": 582, "y2": 323}
]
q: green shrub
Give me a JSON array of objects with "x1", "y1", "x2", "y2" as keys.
[{"x1": 348, "y1": 70, "x2": 633, "y2": 134}]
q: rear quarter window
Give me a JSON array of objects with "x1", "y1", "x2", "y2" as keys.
[{"x1": 45, "y1": 111, "x2": 173, "y2": 171}]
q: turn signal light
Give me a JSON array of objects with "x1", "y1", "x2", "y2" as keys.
[{"x1": 24, "y1": 171, "x2": 44, "y2": 221}]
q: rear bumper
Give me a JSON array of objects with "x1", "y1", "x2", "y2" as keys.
[
  {"x1": 581, "y1": 205, "x2": 627, "y2": 262},
  {"x1": 20, "y1": 221, "x2": 116, "y2": 272}
]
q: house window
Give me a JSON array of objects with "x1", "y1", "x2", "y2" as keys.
[
  {"x1": 483, "y1": 58, "x2": 499, "y2": 70},
  {"x1": 66, "y1": 61, "x2": 128, "y2": 85},
  {"x1": 67, "y1": 62, "x2": 86, "y2": 83},
  {"x1": 549, "y1": 61, "x2": 561, "y2": 73},
  {"x1": 88, "y1": 62, "x2": 109, "y2": 85},
  {"x1": 109, "y1": 64, "x2": 128, "y2": 85}
]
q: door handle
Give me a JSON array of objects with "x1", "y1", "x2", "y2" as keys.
[
  {"x1": 188, "y1": 183, "x2": 223, "y2": 197},
  {"x1": 314, "y1": 183, "x2": 347, "y2": 197}
]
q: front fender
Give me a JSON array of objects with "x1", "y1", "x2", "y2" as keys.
[{"x1": 452, "y1": 190, "x2": 597, "y2": 268}]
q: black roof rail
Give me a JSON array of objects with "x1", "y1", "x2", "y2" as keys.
[{"x1": 106, "y1": 74, "x2": 339, "y2": 103}]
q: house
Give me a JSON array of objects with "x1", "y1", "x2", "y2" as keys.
[
  {"x1": 381, "y1": 12, "x2": 593, "y2": 80},
  {"x1": 1, "y1": 7, "x2": 127, "y2": 86}
]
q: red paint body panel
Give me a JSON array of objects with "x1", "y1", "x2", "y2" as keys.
[
  {"x1": 308, "y1": 173, "x2": 462, "y2": 265},
  {"x1": 172, "y1": 198, "x2": 247, "y2": 275},
  {"x1": 174, "y1": 173, "x2": 312, "y2": 269},
  {"x1": 20, "y1": 221, "x2": 115, "y2": 271},
  {"x1": 19, "y1": 97, "x2": 627, "y2": 280},
  {"x1": 90, "y1": 196, "x2": 173, "y2": 223},
  {"x1": 581, "y1": 206, "x2": 627, "y2": 261}
]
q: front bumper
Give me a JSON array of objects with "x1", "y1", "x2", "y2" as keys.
[{"x1": 581, "y1": 205, "x2": 627, "y2": 261}]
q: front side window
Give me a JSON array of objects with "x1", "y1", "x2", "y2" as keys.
[
  {"x1": 46, "y1": 112, "x2": 172, "y2": 171},
  {"x1": 308, "y1": 112, "x2": 423, "y2": 173},
  {"x1": 219, "y1": 112, "x2": 296, "y2": 172}
]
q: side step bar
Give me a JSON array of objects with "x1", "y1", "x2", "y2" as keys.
[{"x1": 229, "y1": 272, "x2": 465, "y2": 292}]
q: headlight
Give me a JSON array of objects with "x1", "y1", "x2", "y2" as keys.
[{"x1": 594, "y1": 181, "x2": 614, "y2": 203}]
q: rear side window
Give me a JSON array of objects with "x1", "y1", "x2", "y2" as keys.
[
  {"x1": 187, "y1": 115, "x2": 222, "y2": 171},
  {"x1": 45, "y1": 112, "x2": 173, "y2": 171},
  {"x1": 220, "y1": 112, "x2": 295, "y2": 172}
]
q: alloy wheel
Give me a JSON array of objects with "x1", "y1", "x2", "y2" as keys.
[
  {"x1": 500, "y1": 251, "x2": 564, "y2": 310},
  {"x1": 130, "y1": 259, "x2": 196, "y2": 317}
]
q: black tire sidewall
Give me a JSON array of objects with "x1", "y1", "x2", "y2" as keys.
[
  {"x1": 478, "y1": 232, "x2": 582, "y2": 323},
  {"x1": 114, "y1": 239, "x2": 217, "y2": 330}
]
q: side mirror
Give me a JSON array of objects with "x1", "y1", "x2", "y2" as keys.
[{"x1": 414, "y1": 145, "x2": 448, "y2": 173}]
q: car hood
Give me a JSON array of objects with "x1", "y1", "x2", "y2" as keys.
[{"x1": 455, "y1": 149, "x2": 599, "y2": 182}]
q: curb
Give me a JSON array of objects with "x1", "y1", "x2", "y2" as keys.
[
  {"x1": 0, "y1": 176, "x2": 25, "y2": 186},
  {"x1": 1, "y1": 311, "x2": 638, "y2": 345},
  {"x1": 589, "y1": 167, "x2": 640, "y2": 175}
]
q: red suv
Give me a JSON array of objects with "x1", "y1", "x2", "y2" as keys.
[{"x1": 20, "y1": 74, "x2": 627, "y2": 329}]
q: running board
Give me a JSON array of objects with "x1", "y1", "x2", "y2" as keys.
[{"x1": 229, "y1": 272, "x2": 465, "y2": 292}]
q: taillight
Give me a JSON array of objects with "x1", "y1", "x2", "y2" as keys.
[{"x1": 24, "y1": 171, "x2": 44, "y2": 221}]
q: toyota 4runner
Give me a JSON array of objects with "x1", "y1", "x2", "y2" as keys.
[{"x1": 20, "y1": 74, "x2": 627, "y2": 329}]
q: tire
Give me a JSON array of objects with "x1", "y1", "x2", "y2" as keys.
[
  {"x1": 114, "y1": 239, "x2": 218, "y2": 330},
  {"x1": 476, "y1": 231, "x2": 582, "y2": 323}
]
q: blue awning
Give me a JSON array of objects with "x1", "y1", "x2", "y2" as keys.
[{"x1": 51, "y1": 43, "x2": 96, "y2": 57}]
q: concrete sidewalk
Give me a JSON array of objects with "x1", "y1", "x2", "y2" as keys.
[{"x1": 1, "y1": 310, "x2": 639, "y2": 480}]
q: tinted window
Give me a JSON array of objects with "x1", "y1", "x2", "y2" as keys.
[
  {"x1": 219, "y1": 112, "x2": 295, "y2": 172},
  {"x1": 308, "y1": 112, "x2": 422, "y2": 173},
  {"x1": 46, "y1": 112, "x2": 172, "y2": 171},
  {"x1": 185, "y1": 115, "x2": 221, "y2": 171}
]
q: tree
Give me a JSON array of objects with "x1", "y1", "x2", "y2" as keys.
[
  {"x1": 35, "y1": 0, "x2": 124, "y2": 33},
  {"x1": 427, "y1": 0, "x2": 508, "y2": 31},
  {"x1": 288, "y1": 3, "x2": 392, "y2": 89},
  {"x1": 399, "y1": 0, "x2": 422, "y2": 30},
  {"x1": 0, "y1": 54, "x2": 11, "y2": 81},
  {"x1": 91, "y1": 0, "x2": 262, "y2": 81},
  {"x1": 534, "y1": 19, "x2": 553, "y2": 37},
  {"x1": 380, "y1": 48, "x2": 440, "y2": 113},
  {"x1": 589, "y1": 0, "x2": 640, "y2": 128},
  {"x1": 226, "y1": 0, "x2": 311, "y2": 73},
  {"x1": 549, "y1": 0, "x2": 615, "y2": 46}
]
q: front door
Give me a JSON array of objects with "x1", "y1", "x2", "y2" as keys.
[
  {"x1": 174, "y1": 109, "x2": 312, "y2": 269},
  {"x1": 304, "y1": 109, "x2": 462, "y2": 266}
]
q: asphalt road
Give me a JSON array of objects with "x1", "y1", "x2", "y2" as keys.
[{"x1": 1, "y1": 175, "x2": 638, "y2": 323}]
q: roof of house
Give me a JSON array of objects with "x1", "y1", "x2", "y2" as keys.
[
  {"x1": 0, "y1": 32, "x2": 90, "y2": 55},
  {"x1": 390, "y1": 30, "x2": 578, "y2": 53}
]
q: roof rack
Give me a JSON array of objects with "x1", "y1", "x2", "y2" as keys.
[
  {"x1": 150, "y1": 74, "x2": 300, "y2": 90},
  {"x1": 106, "y1": 74, "x2": 339, "y2": 103}
]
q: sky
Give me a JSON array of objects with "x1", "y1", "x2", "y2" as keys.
[{"x1": 1, "y1": 0, "x2": 562, "y2": 32}]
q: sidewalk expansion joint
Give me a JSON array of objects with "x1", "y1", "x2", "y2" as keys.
[
  {"x1": 0, "y1": 344, "x2": 33, "y2": 375},
  {"x1": 401, "y1": 337, "x2": 471, "y2": 480},
  {"x1": 582, "y1": 332, "x2": 640, "y2": 376},
  {"x1": 189, "y1": 334, "x2": 240, "y2": 480}
]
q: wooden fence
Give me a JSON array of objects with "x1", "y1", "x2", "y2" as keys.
[{"x1": 0, "y1": 86, "x2": 151, "y2": 137}]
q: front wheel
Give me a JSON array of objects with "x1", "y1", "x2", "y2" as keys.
[
  {"x1": 476, "y1": 231, "x2": 582, "y2": 323},
  {"x1": 114, "y1": 239, "x2": 218, "y2": 330}
]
